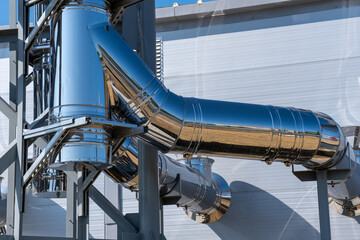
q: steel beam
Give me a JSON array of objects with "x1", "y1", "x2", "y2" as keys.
[
  {"x1": 25, "y1": 0, "x2": 62, "y2": 51},
  {"x1": 64, "y1": 171, "x2": 77, "y2": 239},
  {"x1": 89, "y1": 186, "x2": 138, "y2": 233},
  {"x1": 23, "y1": 130, "x2": 64, "y2": 186},
  {"x1": 317, "y1": 170, "x2": 332, "y2": 240},
  {"x1": 6, "y1": 1, "x2": 18, "y2": 235},
  {"x1": 12, "y1": 0, "x2": 28, "y2": 237},
  {"x1": 23, "y1": 117, "x2": 88, "y2": 140},
  {"x1": 77, "y1": 171, "x2": 89, "y2": 240},
  {"x1": 28, "y1": 108, "x2": 49, "y2": 130},
  {"x1": 0, "y1": 97, "x2": 17, "y2": 121},
  {"x1": 138, "y1": 141, "x2": 160, "y2": 240},
  {"x1": 78, "y1": 170, "x2": 101, "y2": 193},
  {"x1": 0, "y1": 140, "x2": 17, "y2": 175}
]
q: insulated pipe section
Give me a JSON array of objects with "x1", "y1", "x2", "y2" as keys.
[
  {"x1": 89, "y1": 23, "x2": 346, "y2": 169},
  {"x1": 88, "y1": 22, "x2": 360, "y2": 216},
  {"x1": 49, "y1": 2, "x2": 112, "y2": 170},
  {"x1": 105, "y1": 138, "x2": 231, "y2": 223}
]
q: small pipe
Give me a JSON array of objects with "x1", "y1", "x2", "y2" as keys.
[{"x1": 105, "y1": 138, "x2": 231, "y2": 223}]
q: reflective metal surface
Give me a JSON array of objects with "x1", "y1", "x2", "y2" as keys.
[
  {"x1": 88, "y1": 23, "x2": 346, "y2": 169},
  {"x1": 105, "y1": 139, "x2": 231, "y2": 223},
  {"x1": 41, "y1": 1, "x2": 360, "y2": 220},
  {"x1": 32, "y1": 167, "x2": 67, "y2": 198},
  {"x1": 49, "y1": 1, "x2": 112, "y2": 170},
  {"x1": 32, "y1": 1, "x2": 67, "y2": 198},
  {"x1": 328, "y1": 149, "x2": 360, "y2": 216}
]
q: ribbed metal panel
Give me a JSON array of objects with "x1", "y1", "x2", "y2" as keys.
[{"x1": 156, "y1": 37, "x2": 164, "y2": 82}]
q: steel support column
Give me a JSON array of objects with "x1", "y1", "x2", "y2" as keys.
[
  {"x1": 77, "y1": 170, "x2": 89, "y2": 240},
  {"x1": 12, "y1": 0, "x2": 27, "y2": 238},
  {"x1": 138, "y1": 141, "x2": 160, "y2": 240},
  {"x1": 6, "y1": 0, "x2": 18, "y2": 236},
  {"x1": 65, "y1": 171, "x2": 77, "y2": 239},
  {"x1": 317, "y1": 170, "x2": 332, "y2": 240}
]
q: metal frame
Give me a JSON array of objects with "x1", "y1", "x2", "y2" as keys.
[
  {"x1": 0, "y1": 0, "x2": 163, "y2": 239},
  {"x1": 292, "y1": 127, "x2": 360, "y2": 240}
]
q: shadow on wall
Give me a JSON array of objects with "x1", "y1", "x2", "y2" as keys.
[
  {"x1": 22, "y1": 191, "x2": 95, "y2": 238},
  {"x1": 208, "y1": 181, "x2": 320, "y2": 240}
]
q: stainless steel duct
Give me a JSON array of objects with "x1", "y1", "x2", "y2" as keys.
[
  {"x1": 89, "y1": 23, "x2": 346, "y2": 169},
  {"x1": 47, "y1": 0, "x2": 360, "y2": 218},
  {"x1": 105, "y1": 138, "x2": 231, "y2": 223},
  {"x1": 48, "y1": 1, "x2": 113, "y2": 170},
  {"x1": 88, "y1": 22, "x2": 360, "y2": 215}
]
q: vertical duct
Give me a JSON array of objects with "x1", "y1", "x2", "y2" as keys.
[{"x1": 49, "y1": 1, "x2": 112, "y2": 170}]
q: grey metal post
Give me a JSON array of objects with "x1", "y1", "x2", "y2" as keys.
[
  {"x1": 316, "y1": 170, "x2": 331, "y2": 240},
  {"x1": 6, "y1": 0, "x2": 18, "y2": 236},
  {"x1": 13, "y1": 0, "x2": 27, "y2": 238},
  {"x1": 134, "y1": 1, "x2": 159, "y2": 239},
  {"x1": 139, "y1": 0, "x2": 156, "y2": 73},
  {"x1": 138, "y1": 141, "x2": 160, "y2": 240},
  {"x1": 65, "y1": 171, "x2": 77, "y2": 239},
  {"x1": 104, "y1": 175, "x2": 123, "y2": 239},
  {"x1": 77, "y1": 170, "x2": 89, "y2": 240}
]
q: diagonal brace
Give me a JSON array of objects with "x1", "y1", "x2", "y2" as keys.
[
  {"x1": 79, "y1": 170, "x2": 101, "y2": 193},
  {"x1": 0, "y1": 97, "x2": 17, "y2": 120},
  {"x1": 89, "y1": 185, "x2": 137, "y2": 233},
  {"x1": 23, "y1": 130, "x2": 65, "y2": 187},
  {"x1": 25, "y1": 0, "x2": 64, "y2": 51},
  {"x1": 0, "y1": 140, "x2": 17, "y2": 175}
]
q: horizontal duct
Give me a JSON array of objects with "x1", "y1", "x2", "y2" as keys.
[
  {"x1": 106, "y1": 138, "x2": 231, "y2": 223},
  {"x1": 89, "y1": 22, "x2": 360, "y2": 216},
  {"x1": 89, "y1": 23, "x2": 345, "y2": 169}
]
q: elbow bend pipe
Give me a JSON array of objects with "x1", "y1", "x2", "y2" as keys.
[
  {"x1": 105, "y1": 138, "x2": 231, "y2": 223},
  {"x1": 89, "y1": 23, "x2": 360, "y2": 216},
  {"x1": 88, "y1": 23, "x2": 346, "y2": 169}
]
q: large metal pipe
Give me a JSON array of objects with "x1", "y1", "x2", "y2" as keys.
[
  {"x1": 48, "y1": 1, "x2": 112, "y2": 170},
  {"x1": 89, "y1": 23, "x2": 346, "y2": 169},
  {"x1": 88, "y1": 22, "x2": 360, "y2": 215},
  {"x1": 47, "y1": 0, "x2": 360, "y2": 217},
  {"x1": 105, "y1": 138, "x2": 231, "y2": 223}
]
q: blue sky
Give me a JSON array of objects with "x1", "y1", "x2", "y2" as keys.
[{"x1": 0, "y1": 0, "x2": 215, "y2": 26}]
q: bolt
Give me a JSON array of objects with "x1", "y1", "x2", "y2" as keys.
[
  {"x1": 265, "y1": 159, "x2": 273, "y2": 165},
  {"x1": 284, "y1": 161, "x2": 292, "y2": 167}
]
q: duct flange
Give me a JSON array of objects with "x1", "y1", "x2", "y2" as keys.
[
  {"x1": 185, "y1": 172, "x2": 231, "y2": 224},
  {"x1": 329, "y1": 196, "x2": 360, "y2": 217}
]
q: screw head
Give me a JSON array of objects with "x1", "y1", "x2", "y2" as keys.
[
  {"x1": 265, "y1": 159, "x2": 273, "y2": 165},
  {"x1": 284, "y1": 161, "x2": 292, "y2": 167}
]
